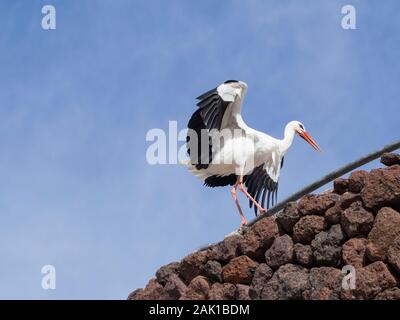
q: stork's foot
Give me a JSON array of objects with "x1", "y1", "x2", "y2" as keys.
[
  {"x1": 240, "y1": 218, "x2": 247, "y2": 227},
  {"x1": 259, "y1": 208, "x2": 266, "y2": 214}
]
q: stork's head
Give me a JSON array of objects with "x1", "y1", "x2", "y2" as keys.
[
  {"x1": 217, "y1": 80, "x2": 248, "y2": 101},
  {"x1": 288, "y1": 121, "x2": 321, "y2": 152}
]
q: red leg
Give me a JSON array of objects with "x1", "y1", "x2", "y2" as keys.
[
  {"x1": 231, "y1": 184, "x2": 247, "y2": 227},
  {"x1": 237, "y1": 176, "x2": 266, "y2": 214}
]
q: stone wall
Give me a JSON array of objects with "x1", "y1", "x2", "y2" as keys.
[{"x1": 129, "y1": 153, "x2": 400, "y2": 300}]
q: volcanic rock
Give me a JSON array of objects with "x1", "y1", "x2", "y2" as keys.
[
  {"x1": 164, "y1": 274, "x2": 187, "y2": 300},
  {"x1": 387, "y1": 235, "x2": 400, "y2": 274},
  {"x1": 333, "y1": 178, "x2": 348, "y2": 195},
  {"x1": 293, "y1": 243, "x2": 314, "y2": 267},
  {"x1": 249, "y1": 263, "x2": 273, "y2": 299},
  {"x1": 366, "y1": 207, "x2": 400, "y2": 261},
  {"x1": 260, "y1": 264, "x2": 310, "y2": 300},
  {"x1": 206, "y1": 234, "x2": 242, "y2": 263},
  {"x1": 180, "y1": 276, "x2": 210, "y2": 300},
  {"x1": 380, "y1": 153, "x2": 400, "y2": 167},
  {"x1": 265, "y1": 234, "x2": 294, "y2": 269},
  {"x1": 311, "y1": 224, "x2": 346, "y2": 267},
  {"x1": 202, "y1": 260, "x2": 222, "y2": 283},
  {"x1": 361, "y1": 166, "x2": 400, "y2": 211},
  {"x1": 293, "y1": 215, "x2": 327, "y2": 244},
  {"x1": 338, "y1": 192, "x2": 361, "y2": 210},
  {"x1": 308, "y1": 267, "x2": 343, "y2": 300},
  {"x1": 238, "y1": 217, "x2": 279, "y2": 259},
  {"x1": 375, "y1": 287, "x2": 400, "y2": 300},
  {"x1": 348, "y1": 170, "x2": 368, "y2": 193},
  {"x1": 156, "y1": 262, "x2": 180, "y2": 285},
  {"x1": 222, "y1": 256, "x2": 258, "y2": 285},
  {"x1": 340, "y1": 201, "x2": 374, "y2": 237},
  {"x1": 341, "y1": 262, "x2": 397, "y2": 300},
  {"x1": 342, "y1": 237, "x2": 367, "y2": 268},
  {"x1": 236, "y1": 284, "x2": 250, "y2": 300},
  {"x1": 275, "y1": 202, "x2": 300, "y2": 234},
  {"x1": 179, "y1": 250, "x2": 208, "y2": 283},
  {"x1": 325, "y1": 205, "x2": 342, "y2": 225},
  {"x1": 129, "y1": 278, "x2": 166, "y2": 300},
  {"x1": 208, "y1": 283, "x2": 236, "y2": 300},
  {"x1": 298, "y1": 193, "x2": 338, "y2": 216}
]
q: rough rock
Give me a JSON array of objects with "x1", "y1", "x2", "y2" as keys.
[
  {"x1": 375, "y1": 287, "x2": 400, "y2": 300},
  {"x1": 238, "y1": 217, "x2": 279, "y2": 259},
  {"x1": 249, "y1": 263, "x2": 273, "y2": 299},
  {"x1": 127, "y1": 289, "x2": 144, "y2": 300},
  {"x1": 179, "y1": 250, "x2": 208, "y2": 283},
  {"x1": 333, "y1": 178, "x2": 348, "y2": 195},
  {"x1": 342, "y1": 238, "x2": 367, "y2": 268},
  {"x1": 164, "y1": 274, "x2": 187, "y2": 300},
  {"x1": 129, "y1": 278, "x2": 166, "y2": 300},
  {"x1": 380, "y1": 153, "x2": 400, "y2": 167},
  {"x1": 293, "y1": 215, "x2": 327, "y2": 244},
  {"x1": 260, "y1": 264, "x2": 310, "y2": 300},
  {"x1": 293, "y1": 243, "x2": 314, "y2": 267},
  {"x1": 180, "y1": 276, "x2": 210, "y2": 300},
  {"x1": 265, "y1": 235, "x2": 294, "y2": 269},
  {"x1": 348, "y1": 170, "x2": 368, "y2": 193},
  {"x1": 203, "y1": 260, "x2": 222, "y2": 283},
  {"x1": 206, "y1": 234, "x2": 242, "y2": 263},
  {"x1": 366, "y1": 207, "x2": 400, "y2": 261},
  {"x1": 275, "y1": 202, "x2": 300, "y2": 234},
  {"x1": 387, "y1": 236, "x2": 400, "y2": 274},
  {"x1": 341, "y1": 262, "x2": 397, "y2": 300},
  {"x1": 208, "y1": 282, "x2": 236, "y2": 300},
  {"x1": 311, "y1": 224, "x2": 346, "y2": 267},
  {"x1": 308, "y1": 267, "x2": 343, "y2": 300},
  {"x1": 361, "y1": 166, "x2": 400, "y2": 211},
  {"x1": 338, "y1": 192, "x2": 361, "y2": 210},
  {"x1": 340, "y1": 201, "x2": 374, "y2": 237},
  {"x1": 298, "y1": 193, "x2": 338, "y2": 216},
  {"x1": 222, "y1": 255, "x2": 258, "y2": 285},
  {"x1": 156, "y1": 262, "x2": 180, "y2": 285},
  {"x1": 236, "y1": 284, "x2": 250, "y2": 300},
  {"x1": 325, "y1": 204, "x2": 342, "y2": 225}
]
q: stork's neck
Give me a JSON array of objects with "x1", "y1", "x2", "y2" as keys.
[{"x1": 279, "y1": 124, "x2": 296, "y2": 154}]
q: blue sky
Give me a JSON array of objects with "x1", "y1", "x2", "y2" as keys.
[{"x1": 0, "y1": 0, "x2": 399, "y2": 299}]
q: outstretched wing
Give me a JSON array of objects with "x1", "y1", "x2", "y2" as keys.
[
  {"x1": 195, "y1": 87, "x2": 231, "y2": 131},
  {"x1": 244, "y1": 157, "x2": 284, "y2": 216},
  {"x1": 186, "y1": 81, "x2": 245, "y2": 170}
]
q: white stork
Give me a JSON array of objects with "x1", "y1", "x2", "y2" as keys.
[{"x1": 184, "y1": 80, "x2": 320, "y2": 226}]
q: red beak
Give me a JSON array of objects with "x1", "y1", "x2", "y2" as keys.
[{"x1": 298, "y1": 130, "x2": 321, "y2": 152}]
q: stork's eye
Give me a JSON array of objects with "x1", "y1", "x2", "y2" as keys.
[{"x1": 299, "y1": 124, "x2": 304, "y2": 130}]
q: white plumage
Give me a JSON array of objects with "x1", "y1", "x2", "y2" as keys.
[{"x1": 185, "y1": 80, "x2": 320, "y2": 226}]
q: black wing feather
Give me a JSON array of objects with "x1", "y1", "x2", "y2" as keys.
[
  {"x1": 260, "y1": 187, "x2": 268, "y2": 212},
  {"x1": 197, "y1": 94, "x2": 218, "y2": 108},
  {"x1": 195, "y1": 88, "x2": 230, "y2": 131},
  {"x1": 253, "y1": 175, "x2": 267, "y2": 215},
  {"x1": 187, "y1": 86, "x2": 232, "y2": 169},
  {"x1": 247, "y1": 167, "x2": 264, "y2": 208},
  {"x1": 244, "y1": 163, "x2": 282, "y2": 216},
  {"x1": 202, "y1": 103, "x2": 217, "y2": 126},
  {"x1": 196, "y1": 87, "x2": 217, "y2": 100},
  {"x1": 204, "y1": 174, "x2": 237, "y2": 187}
]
